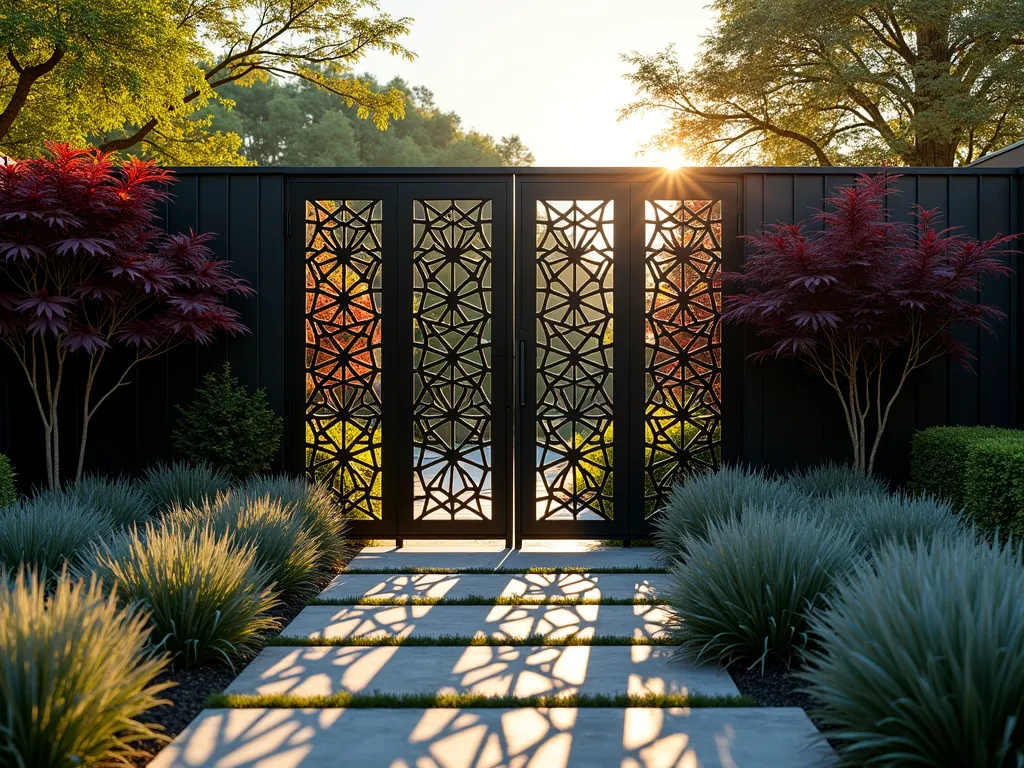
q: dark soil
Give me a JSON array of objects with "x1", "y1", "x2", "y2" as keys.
[
  {"x1": 129, "y1": 569, "x2": 345, "y2": 766},
  {"x1": 729, "y1": 662, "x2": 843, "y2": 751}
]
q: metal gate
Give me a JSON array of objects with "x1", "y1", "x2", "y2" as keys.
[{"x1": 293, "y1": 173, "x2": 736, "y2": 543}]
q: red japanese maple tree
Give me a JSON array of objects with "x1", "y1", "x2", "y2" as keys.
[
  {"x1": 724, "y1": 173, "x2": 1014, "y2": 475},
  {"x1": 0, "y1": 144, "x2": 251, "y2": 488}
]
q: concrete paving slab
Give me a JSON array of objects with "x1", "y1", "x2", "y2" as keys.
[
  {"x1": 318, "y1": 572, "x2": 665, "y2": 601},
  {"x1": 281, "y1": 604, "x2": 672, "y2": 642},
  {"x1": 347, "y1": 545, "x2": 661, "y2": 572},
  {"x1": 226, "y1": 645, "x2": 737, "y2": 699},
  {"x1": 150, "y1": 707, "x2": 835, "y2": 767}
]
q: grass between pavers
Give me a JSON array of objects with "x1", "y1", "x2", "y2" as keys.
[
  {"x1": 341, "y1": 566, "x2": 669, "y2": 575},
  {"x1": 309, "y1": 595, "x2": 662, "y2": 607},
  {"x1": 267, "y1": 634, "x2": 676, "y2": 647},
  {"x1": 208, "y1": 690, "x2": 754, "y2": 709}
]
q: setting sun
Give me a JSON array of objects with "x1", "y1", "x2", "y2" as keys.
[{"x1": 645, "y1": 146, "x2": 693, "y2": 169}]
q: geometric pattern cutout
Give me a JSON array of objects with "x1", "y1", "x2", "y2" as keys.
[
  {"x1": 412, "y1": 200, "x2": 493, "y2": 521},
  {"x1": 305, "y1": 199, "x2": 384, "y2": 520},
  {"x1": 535, "y1": 200, "x2": 615, "y2": 522},
  {"x1": 644, "y1": 199, "x2": 722, "y2": 517}
]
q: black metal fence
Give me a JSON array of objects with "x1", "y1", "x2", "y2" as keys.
[{"x1": 0, "y1": 166, "x2": 1019, "y2": 543}]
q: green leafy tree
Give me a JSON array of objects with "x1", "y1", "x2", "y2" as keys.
[
  {"x1": 172, "y1": 364, "x2": 283, "y2": 479},
  {"x1": 621, "y1": 0, "x2": 1024, "y2": 166},
  {"x1": 204, "y1": 76, "x2": 534, "y2": 166},
  {"x1": 0, "y1": 0, "x2": 412, "y2": 164}
]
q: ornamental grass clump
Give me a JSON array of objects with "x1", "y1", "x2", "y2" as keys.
[
  {"x1": 0, "y1": 569, "x2": 171, "y2": 768},
  {"x1": 662, "y1": 504, "x2": 860, "y2": 670},
  {"x1": 0, "y1": 496, "x2": 110, "y2": 579},
  {"x1": 237, "y1": 475, "x2": 350, "y2": 572},
  {"x1": 170, "y1": 492, "x2": 322, "y2": 599},
  {"x1": 820, "y1": 490, "x2": 966, "y2": 555},
  {"x1": 803, "y1": 536, "x2": 1024, "y2": 766},
  {"x1": 82, "y1": 521, "x2": 278, "y2": 669},
  {"x1": 36, "y1": 474, "x2": 155, "y2": 529},
  {"x1": 140, "y1": 461, "x2": 231, "y2": 513},
  {"x1": 787, "y1": 461, "x2": 888, "y2": 499},
  {"x1": 653, "y1": 465, "x2": 808, "y2": 564}
]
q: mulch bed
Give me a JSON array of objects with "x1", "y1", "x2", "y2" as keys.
[
  {"x1": 128, "y1": 569, "x2": 344, "y2": 766},
  {"x1": 729, "y1": 662, "x2": 843, "y2": 751}
]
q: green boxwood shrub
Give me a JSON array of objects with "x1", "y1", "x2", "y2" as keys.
[
  {"x1": 662, "y1": 504, "x2": 860, "y2": 669},
  {"x1": 170, "y1": 492, "x2": 322, "y2": 599},
  {"x1": 908, "y1": 426, "x2": 1019, "y2": 509},
  {"x1": 0, "y1": 496, "x2": 111, "y2": 579},
  {"x1": 964, "y1": 436, "x2": 1024, "y2": 539},
  {"x1": 803, "y1": 536, "x2": 1024, "y2": 766},
  {"x1": 653, "y1": 465, "x2": 808, "y2": 563},
  {"x1": 787, "y1": 461, "x2": 888, "y2": 499},
  {"x1": 0, "y1": 455, "x2": 15, "y2": 508},
  {"x1": 818, "y1": 491, "x2": 966, "y2": 554},
  {"x1": 140, "y1": 461, "x2": 232, "y2": 513},
  {"x1": 0, "y1": 570, "x2": 171, "y2": 768},
  {"x1": 173, "y1": 363, "x2": 283, "y2": 479},
  {"x1": 81, "y1": 522, "x2": 279, "y2": 669},
  {"x1": 237, "y1": 475, "x2": 350, "y2": 572}
]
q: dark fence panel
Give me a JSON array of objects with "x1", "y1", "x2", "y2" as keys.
[{"x1": 0, "y1": 166, "x2": 1019, "y2": 494}]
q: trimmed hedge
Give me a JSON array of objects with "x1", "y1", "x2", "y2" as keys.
[
  {"x1": 910, "y1": 426, "x2": 1024, "y2": 538},
  {"x1": 908, "y1": 426, "x2": 1018, "y2": 510},
  {"x1": 0, "y1": 455, "x2": 14, "y2": 508},
  {"x1": 965, "y1": 436, "x2": 1024, "y2": 539}
]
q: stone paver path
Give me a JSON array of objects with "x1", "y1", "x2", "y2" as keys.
[{"x1": 152, "y1": 544, "x2": 836, "y2": 767}]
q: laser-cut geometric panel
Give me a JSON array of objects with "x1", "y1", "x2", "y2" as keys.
[
  {"x1": 644, "y1": 199, "x2": 723, "y2": 517},
  {"x1": 305, "y1": 199, "x2": 383, "y2": 520},
  {"x1": 535, "y1": 200, "x2": 615, "y2": 522},
  {"x1": 412, "y1": 200, "x2": 493, "y2": 521}
]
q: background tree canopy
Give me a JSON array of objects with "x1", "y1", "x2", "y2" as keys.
[
  {"x1": 622, "y1": 0, "x2": 1024, "y2": 166},
  {"x1": 203, "y1": 76, "x2": 535, "y2": 166},
  {"x1": 0, "y1": 0, "x2": 414, "y2": 164}
]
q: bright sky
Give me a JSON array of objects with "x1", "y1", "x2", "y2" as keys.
[{"x1": 358, "y1": 0, "x2": 717, "y2": 166}]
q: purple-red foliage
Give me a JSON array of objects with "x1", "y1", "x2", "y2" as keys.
[
  {"x1": 724, "y1": 173, "x2": 1014, "y2": 366},
  {"x1": 0, "y1": 144, "x2": 252, "y2": 353}
]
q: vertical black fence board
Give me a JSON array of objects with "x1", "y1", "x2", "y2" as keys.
[
  {"x1": 164, "y1": 174, "x2": 201, "y2": 452},
  {"x1": 979, "y1": 175, "x2": 1014, "y2": 426},
  {"x1": 949, "y1": 175, "x2": 981, "y2": 426},
  {"x1": 915, "y1": 175, "x2": 952, "y2": 428},
  {"x1": 257, "y1": 175, "x2": 286, "y2": 460},
  {"x1": 740, "y1": 173, "x2": 765, "y2": 467},
  {"x1": 761, "y1": 173, "x2": 820, "y2": 471},
  {"x1": 197, "y1": 174, "x2": 230, "y2": 380},
  {"x1": 881, "y1": 174, "x2": 921, "y2": 480},
  {"x1": 228, "y1": 175, "x2": 262, "y2": 389}
]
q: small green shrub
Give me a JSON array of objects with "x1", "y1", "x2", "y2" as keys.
[
  {"x1": 237, "y1": 475, "x2": 350, "y2": 572},
  {"x1": 662, "y1": 504, "x2": 860, "y2": 669},
  {"x1": 908, "y1": 425, "x2": 1019, "y2": 509},
  {"x1": 803, "y1": 536, "x2": 1024, "y2": 766},
  {"x1": 965, "y1": 436, "x2": 1024, "y2": 539},
  {"x1": 819, "y1": 491, "x2": 966, "y2": 554},
  {"x1": 0, "y1": 455, "x2": 15, "y2": 508},
  {"x1": 0, "y1": 569, "x2": 171, "y2": 768},
  {"x1": 36, "y1": 475, "x2": 154, "y2": 529},
  {"x1": 170, "y1": 492, "x2": 322, "y2": 599},
  {"x1": 0, "y1": 497, "x2": 111, "y2": 578},
  {"x1": 653, "y1": 465, "x2": 808, "y2": 563},
  {"x1": 787, "y1": 461, "x2": 888, "y2": 498},
  {"x1": 173, "y1": 363, "x2": 283, "y2": 479},
  {"x1": 140, "y1": 461, "x2": 232, "y2": 513},
  {"x1": 81, "y1": 522, "x2": 279, "y2": 669}
]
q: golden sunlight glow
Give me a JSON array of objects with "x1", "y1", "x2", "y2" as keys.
[{"x1": 646, "y1": 147, "x2": 692, "y2": 170}]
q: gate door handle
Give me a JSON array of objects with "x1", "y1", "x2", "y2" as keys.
[{"x1": 518, "y1": 340, "x2": 526, "y2": 407}]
